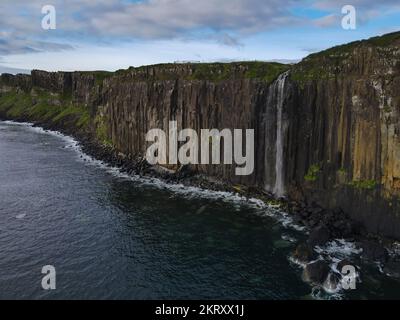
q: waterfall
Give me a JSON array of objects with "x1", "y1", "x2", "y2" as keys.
[
  {"x1": 265, "y1": 71, "x2": 288, "y2": 198},
  {"x1": 273, "y1": 72, "x2": 288, "y2": 198}
]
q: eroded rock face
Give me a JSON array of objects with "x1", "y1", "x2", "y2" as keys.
[
  {"x1": 285, "y1": 34, "x2": 400, "y2": 238},
  {"x1": 1, "y1": 32, "x2": 400, "y2": 238},
  {"x1": 292, "y1": 243, "x2": 317, "y2": 264},
  {"x1": 302, "y1": 260, "x2": 330, "y2": 285}
]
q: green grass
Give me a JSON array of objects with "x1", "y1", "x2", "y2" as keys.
[
  {"x1": 338, "y1": 167, "x2": 346, "y2": 174},
  {"x1": 116, "y1": 61, "x2": 290, "y2": 84},
  {"x1": 0, "y1": 89, "x2": 90, "y2": 130},
  {"x1": 348, "y1": 180, "x2": 378, "y2": 190},
  {"x1": 305, "y1": 164, "x2": 321, "y2": 182},
  {"x1": 94, "y1": 114, "x2": 112, "y2": 146},
  {"x1": 290, "y1": 31, "x2": 400, "y2": 85},
  {"x1": 367, "y1": 31, "x2": 400, "y2": 46},
  {"x1": 243, "y1": 62, "x2": 290, "y2": 83},
  {"x1": 0, "y1": 91, "x2": 32, "y2": 118},
  {"x1": 82, "y1": 71, "x2": 113, "y2": 85},
  {"x1": 52, "y1": 104, "x2": 90, "y2": 128}
]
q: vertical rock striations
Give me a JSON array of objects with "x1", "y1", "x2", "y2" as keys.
[{"x1": 1, "y1": 32, "x2": 400, "y2": 238}]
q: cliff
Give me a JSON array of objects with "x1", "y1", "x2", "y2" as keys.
[
  {"x1": 1, "y1": 32, "x2": 400, "y2": 238},
  {"x1": 287, "y1": 32, "x2": 400, "y2": 237}
]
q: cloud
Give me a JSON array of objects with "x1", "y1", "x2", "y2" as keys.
[
  {"x1": 312, "y1": 0, "x2": 400, "y2": 26},
  {"x1": 313, "y1": 0, "x2": 400, "y2": 10},
  {"x1": 0, "y1": 31, "x2": 73, "y2": 55},
  {"x1": 0, "y1": 0, "x2": 300, "y2": 54},
  {"x1": 0, "y1": 0, "x2": 399, "y2": 57},
  {"x1": 313, "y1": 14, "x2": 339, "y2": 28},
  {"x1": 0, "y1": 64, "x2": 30, "y2": 75}
]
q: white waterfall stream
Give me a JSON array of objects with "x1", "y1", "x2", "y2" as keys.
[{"x1": 271, "y1": 72, "x2": 288, "y2": 198}]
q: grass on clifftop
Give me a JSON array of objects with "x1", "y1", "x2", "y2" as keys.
[
  {"x1": 189, "y1": 62, "x2": 290, "y2": 83},
  {"x1": 291, "y1": 31, "x2": 400, "y2": 84},
  {"x1": 116, "y1": 61, "x2": 290, "y2": 84},
  {"x1": 0, "y1": 88, "x2": 90, "y2": 130},
  {"x1": 81, "y1": 71, "x2": 113, "y2": 85}
]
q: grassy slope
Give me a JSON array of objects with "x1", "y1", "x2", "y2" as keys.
[
  {"x1": 0, "y1": 88, "x2": 90, "y2": 131},
  {"x1": 0, "y1": 61, "x2": 291, "y2": 146},
  {"x1": 1, "y1": 31, "x2": 399, "y2": 145},
  {"x1": 291, "y1": 31, "x2": 400, "y2": 83},
  {"x1": 116, "y1": 61, "x2": 290, "y2": 83}
]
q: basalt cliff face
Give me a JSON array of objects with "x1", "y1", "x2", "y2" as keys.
[{"x1": 1, "y1": 32, "x2": 400, "y2": 238}]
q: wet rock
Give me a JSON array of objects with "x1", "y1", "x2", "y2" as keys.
[
  {"x1": 307, "y1": 226, "x2": 331, "y2": 247},
  {"x1": 323, "y1": 272, "x2": 341, "y2": 293},
  {"x1": 360, "y1": 241, "x2": 389, "y2": 263},
  {"x1": 330, "y1": 219, "x2": 354, "y2": 239},
  {"x1": 307, "y1": 218, "x2": 319, "y2": 228},
  {"x1": 292, "y1": 243, "x2": 317, "y2": 264},
  {"x1": 299, "y1": 210, "x2": 311, "y2": 219},
  {"x1": 176, "y1": 164, "x2": 193, "y2": 178},
  {"x1": 383, "y1": 260, "x2": 400, "y2": 279},
  {"x1": 337, "y1": 259, "x2": 354, "y2": 273},
  {"x1": 311, "y1": 206, "x2": 324, "y2": 215},
  {"x1": 302, "y1": 260, "x2": 330, "y2": 285}
]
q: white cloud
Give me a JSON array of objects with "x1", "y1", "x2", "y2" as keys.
[
  {"x1": 314, "y1": 14, "x2": 338, "y2": 28},
  {"x1": 0, "y1": 0, "x2": 300, "y2": 55}
]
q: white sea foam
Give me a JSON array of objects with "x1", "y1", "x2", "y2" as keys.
[
  {"x1": 315, "y1": 239, "x2": 362, "y2": 260},
  {"x1": 387, "y1": 241, "x2": 400, "y2": 258},
  {"x1": 0, "y1": 120, "x2": 381, "y2": 299},
  {"x1": 311, "y1": 286, "x2": 344, "y2": 300},
  {"x1": 288, "y1": 238, "x2": 362, "y2": 297},
  {"x1": 281, "y1": 233, "x2": 297, "y2": 243},
  {"x1": 1, "y1": 120, "x2": 307, "y2": 232},
  {"x1": 287, "y1": 255, "x2": 307, "y2": 268}
]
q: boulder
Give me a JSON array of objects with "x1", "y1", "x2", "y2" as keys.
[
  {"x1": 323, "y1": 272, "x2": 341, "y2": 293},
  {"x1": 302, "y1": 260, "x2": 330, "y2": 285},
  {"x1": 292, "y1": 243, "x2": 317, "y2": 264},
  {"x1": 337, "y1": 259, "x2": 354, "y2": 273}
]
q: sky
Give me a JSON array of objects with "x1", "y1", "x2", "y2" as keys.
[{"x1": 0, "y1": 0, "x2": 399, "y2": 73}]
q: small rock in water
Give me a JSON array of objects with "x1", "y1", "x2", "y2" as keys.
[
  {"x1": 337, "y1": 259, "x2": 354, "y2": 273},
  {"x1": 302, "y1": 260, "x2": 330, "y2": 285},
  {"x1": 292, "y1": 243, "x2": 317, "y2": 264},
  {"x1": 323, "y1": 272, "x2": 341, "y2": 293},
  {"x1": 281, "y1": 233, "x2": 297, "y2": 243}
]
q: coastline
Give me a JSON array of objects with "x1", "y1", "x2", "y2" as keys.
[{"x1": 2, "y1": 117, "x2": 400, "y2": 296}]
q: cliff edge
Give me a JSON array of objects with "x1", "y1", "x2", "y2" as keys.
[{"x1": 1, "y1": 32, "x2": 400, "y2": 238}]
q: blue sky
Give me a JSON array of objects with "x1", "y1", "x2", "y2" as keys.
[{"x1": 0, "y1": 0, "x2": 399, "y2": 72}]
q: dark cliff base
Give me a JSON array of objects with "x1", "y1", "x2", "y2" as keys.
[
  {"x1": 1, "y1": 32, "x2": 400, "y2": 284},
  {"x1": 1, "y1": 113, "x2": 398, "y2": 273}
]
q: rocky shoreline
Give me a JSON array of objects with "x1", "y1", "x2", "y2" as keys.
[{"x1": 2, "y1": 115, "x2": 400, "y2": 294}]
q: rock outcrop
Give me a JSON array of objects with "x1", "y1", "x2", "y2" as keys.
[{"x1": 1, "y1": 31, "x2": 400, "y2": 238}]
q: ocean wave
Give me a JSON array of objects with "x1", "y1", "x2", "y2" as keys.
[{"x1": 1, "y1": 120, "x2": 306, "y2": 233}]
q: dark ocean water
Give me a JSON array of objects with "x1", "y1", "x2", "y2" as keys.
[{"x1": 0, "y1": 121, "x2": 399, "y2": 299}]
